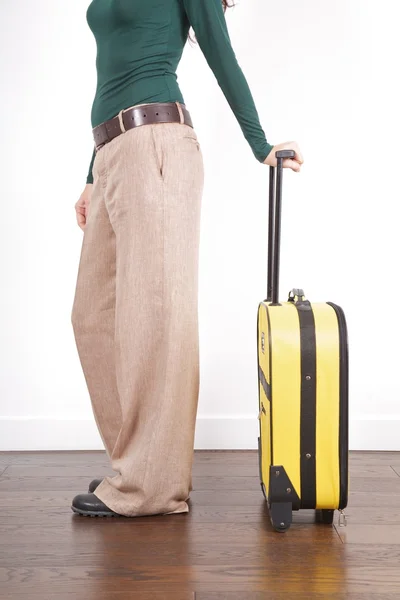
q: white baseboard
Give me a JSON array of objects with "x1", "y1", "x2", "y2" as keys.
[{"x1": 0, "y1": 415, "x2": 399, "y2": 452}]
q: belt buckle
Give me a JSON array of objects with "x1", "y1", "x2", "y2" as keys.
[
  {"x1": 175, "y1": 101, "x2": 184, "y2": 124},
  {"x1": 117, "y1": 109, "x2": 127, "y2": 133}
]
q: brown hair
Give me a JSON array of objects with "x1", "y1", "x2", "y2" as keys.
[{"x1": 188, "y1": 0, "x2": 235, "y2": 43}]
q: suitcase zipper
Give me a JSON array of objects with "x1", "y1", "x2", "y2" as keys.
[
  {"x1": 338, "y1": 509, "x2": 347, "y2": 527},
  {"x1": 326, "y1": 302, "x2": 349, "y2": 511}
]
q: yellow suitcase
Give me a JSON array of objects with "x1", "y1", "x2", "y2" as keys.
[{"x1": 256, "y1": 151, "x2": 349, "y2": 532}]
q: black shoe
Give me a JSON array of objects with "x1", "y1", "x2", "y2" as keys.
[
  {"x1": 88, "y1": 478, "x2": 103, "y2": 493},
  {"x1": 71, "y1": 492, "x2": 120, "y2": 517}
]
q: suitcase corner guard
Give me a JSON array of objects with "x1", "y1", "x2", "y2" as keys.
[
  {"x1": 268, "y1": 465, "x2": 301, "y2": 509},
  {"x1": 267, "y1": 465, "x2": 301, "y2": 533}
]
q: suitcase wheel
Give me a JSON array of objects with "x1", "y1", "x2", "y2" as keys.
[
  {"x1": 316, "y1": 509, "x2": 335, "y2": 525},
  {"x1": 269, "y1": 502, "x2": 292, "y2": 533}
]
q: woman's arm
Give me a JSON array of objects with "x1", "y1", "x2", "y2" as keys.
[{"x1": 182, "y1": 0, "x2": 274, "y2": 163}]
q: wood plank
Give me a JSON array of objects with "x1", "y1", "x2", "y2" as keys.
[
  {"x1": 9, "y1": 540, "x2": 400, "y2": 570},
  {"x1": 337, "y1": 524, "x2": 400, "y2": 545},
  {"x1": 0, "y1": 463, "x2": 255, "y2": 478},
  {"x1": 347, "y1": 477, "x2": 400, "y2": 493},
  {"x1": 2, "y1": 546, "x2": 400, "y2": 591},
  {"x1": 0, "y1": 451, "x2": 110, "y2": 466},
  {"x1": 3, "y1": 488, "x2": 396, "y2": 510},
  {"x1": 194, "y1": 475, "x2": 400, "y2": 492},
  {"x1": 348, "y1": 465, "x2": 399, "y2": 478},
  {"x1": 2, "y1": 449, "x2": 399, "y2": 468},
  {"x1": 196, "y1": 594, "x2": 399, "y2": 600},
  {"x1": 343, "y1": 543, "x2": 400, "y2": 567},
  {"x1": 0, "y1": 488, "x2": 268, "y2": 508},
  {"x1": 2, "y1": 448, "x2": 400, "y2": 468},
  {"x1": 6, "y1": 594, "x2": 194, "y2": 600},
  {"x1": 5, "y1": 490, "x2": 393, "y2": 527},
  {"x1": 0, "y1": 563, "x2": 348, "y2": 589},
  {"x1": 348, "y1": 451, "x2": 400, "y2": 466},
  {"x1": 0, "y1": 450, "x2": 256, "y2": 466},
  {"x1": 0, "y1": 490, "x2": 77, "y2": 508},
  {"x1": 0, "y1": 502, "x2": 396, "y2": 531},
  {"x1": 0, "y1": 505, "x2": 337, "y2": 526},
  {"x1": 3, "y1": 465, "x2": 116, "y2": 477},
  {"x1": 194, "y1": 580, "x2": 400, "y2": 594},
  {"x1": 0, "y1": 475, "x2": 114, "y2": 491},
  {"x1": 0, "y1": 541, "x2": 343, "y2": 568},
  {"x1": 0, "y1": 473, "x2": 264, "y2": 492},
  {"x1": 336, "y1": 505, "x2": 400, "y2": 525},
  {"x1": 3, "y1": 462, "x2": 399, "y2": 480},
  {"x1": 1, "y1": 471, "x2": 399, "y2": 494},
  {"x1": 0, "y1": 504, "x2": 266, "y2": 524},
  {"x1": 0, "y1": 518, "x2": 340, "y2": 545},
  {"x1": 1, "y1": 564, "x2": 400, "y2": 594},
  {"x1": 0, "y1": 541, "x2": 344, "y2": 568},
  {"x1": 347, "y1": 491, "x2": 400, "y2": 507}
]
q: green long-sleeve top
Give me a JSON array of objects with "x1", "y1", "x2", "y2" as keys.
[{"x1": 85, "y1": 0, "x2": 274, "y2": 183}]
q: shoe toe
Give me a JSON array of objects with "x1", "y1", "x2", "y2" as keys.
[
  {"x1": 72, "y1": 493, "x2": 98, "y2": 512},
  {"x1": 71, "y1": 492, "x2": 118, "y2": 516}
]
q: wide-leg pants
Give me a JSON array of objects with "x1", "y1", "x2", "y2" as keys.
[{"x1": 71, "y1": 119, "x2": 204, "y2": 516}]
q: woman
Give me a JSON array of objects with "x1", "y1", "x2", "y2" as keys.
[{"x1": 71, "y1": 0, "x2": 303, "y2": 518}]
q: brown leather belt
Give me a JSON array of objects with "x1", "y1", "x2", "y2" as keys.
[{"x1": 92, "y1": 101, "x2": 193, "y2": 152}]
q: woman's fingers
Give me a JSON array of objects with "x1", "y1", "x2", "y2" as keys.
[
  {"x1": 75, "y1": 183, "x2": 93, "y2": 231},
  {"x1": 75, "y1": 201, "x2": 87, "y2": 230},
  {"x1": 76, "y1": 209, "x2": 86, "y2": 230},
  {"x1": 283, "y1": 158, "x2": 301, "y2": 172},
  {"x1": 289, "y1": 142, "x2": 304, "y2": 165}
]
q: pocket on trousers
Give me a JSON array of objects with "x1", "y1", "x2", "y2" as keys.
[
  {"x1": 183, "y1": 136, "x2": 201, "y2": 152},
  {"x1": 150, "y1": 125, "x2": 165, "y2": 180},
  {"x1": 181, "y1": 125, "x2": 200, "y2": 148}
]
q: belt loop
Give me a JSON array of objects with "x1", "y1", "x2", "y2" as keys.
[
  {"x1": 117, "y1": 109, "x2": 127, "y2": 133},
  {"x1": 175, "y1": 101, "x2": 185, "y2": 124}
]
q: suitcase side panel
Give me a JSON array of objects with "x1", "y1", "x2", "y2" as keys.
[
  {"x1": 326, "y1": 302, "x2": 349, "y2": 510},
  {"x1": 259, "y1": 390, "x2": 271, "y2": 494},
  {"x1": 257, "y1": 303, "x2": 271, "y2": 495},
  {"x1": 267, "y1": 303, "x2": 302, "y2": 500},
  {"x1": 313, "y1": 303, "x2": 341, "y2": 509}
]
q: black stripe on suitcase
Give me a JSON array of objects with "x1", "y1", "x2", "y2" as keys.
[{"x1": 295, "y1": 299, "x2": 317, "y2": 509}]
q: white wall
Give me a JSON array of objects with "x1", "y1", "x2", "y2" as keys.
[{"x1": 0, "y1": 0, "x2": 399, "y2": 451}]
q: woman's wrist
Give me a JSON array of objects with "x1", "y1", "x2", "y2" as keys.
[{"x1": 261, "y1": 144, "x2": 274, "y2": 163}]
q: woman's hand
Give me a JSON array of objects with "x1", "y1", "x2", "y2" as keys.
[
  {"x1": 75, "y1": 184, "x2": 93, "y2": 231},
  {"x1": 264, "y1": 141, "x2": 304, "y2": 172}
]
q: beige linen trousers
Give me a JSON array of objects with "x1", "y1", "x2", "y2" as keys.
[{"x1": 71, "y1": 115, "x2": 204, "y2": 517}]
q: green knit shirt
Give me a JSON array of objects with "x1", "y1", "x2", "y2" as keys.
[{"x1": 85, "y1": 0, "x2": 273, "y2": 183}]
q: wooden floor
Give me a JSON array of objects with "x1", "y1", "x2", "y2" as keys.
[{"x1": 0, "y1": 450, "x2": 400, "y2": 599}]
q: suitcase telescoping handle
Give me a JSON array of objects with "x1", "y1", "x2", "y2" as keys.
[{"x1": 267, "y1": 149, "x2": 296, "y2": 306}]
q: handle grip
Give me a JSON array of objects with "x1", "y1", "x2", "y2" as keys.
[
  {"x1": 275, "y1": 149, "x2": 296, "y2": 160},
  {"x1": 266, "y1": 150, "x2": 296, "y2": 305}
]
